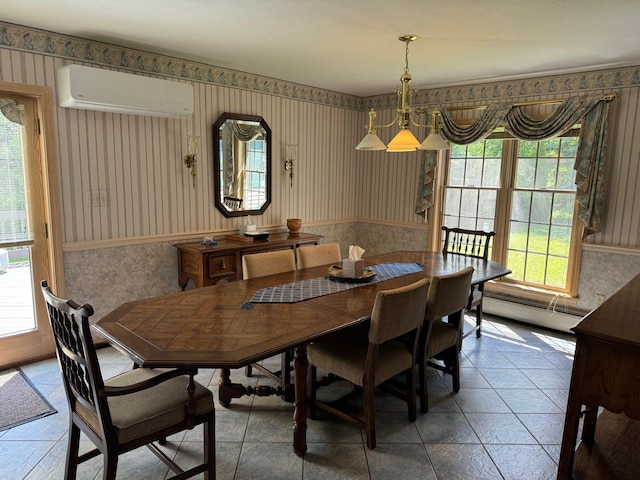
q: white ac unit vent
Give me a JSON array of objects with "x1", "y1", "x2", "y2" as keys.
[{"x1": 57, "y1": 65, "x2": 194, "y2": 118}]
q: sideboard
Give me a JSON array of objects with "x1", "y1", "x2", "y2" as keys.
[
  {"x1": 557, "y1": 272, "x2": 640, "y2": 479},
  {"x1": 174, "y1": 232, "x2": 323, "y2": 289}
]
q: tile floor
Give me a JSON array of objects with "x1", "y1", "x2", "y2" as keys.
[{"x1": 0, "y1": 313, "x2": 577, "y2": 479}]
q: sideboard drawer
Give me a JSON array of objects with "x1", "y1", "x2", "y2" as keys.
[{"x1": 208, "y1": 254, "x2": 236, "y2": 278}]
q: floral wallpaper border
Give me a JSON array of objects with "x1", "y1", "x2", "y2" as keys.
[{"x1": 2, "y1": 21, "x2": 640, "y2": 110}]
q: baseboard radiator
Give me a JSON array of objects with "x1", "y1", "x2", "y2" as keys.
[{"x1": 483, "y1": 297, "x2": 585, "y2": 334}]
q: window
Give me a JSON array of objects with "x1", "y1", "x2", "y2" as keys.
[
  {"x1": 442, "y1": 135, "x2": 581, "y2": 295},
  {"x1": 217, "y1": 137, "x2": 267, "y2": 210},
  {"x1": 243, "y1": 138, "x2": 267, "y2": 210}
]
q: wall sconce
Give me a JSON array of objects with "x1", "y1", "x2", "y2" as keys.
[
  {"x1": 184, "y1": 135, "x2": 199, "y2": 188},
  {"x1": 284, "y1": 144, "x2": 296, "y2": 187}
]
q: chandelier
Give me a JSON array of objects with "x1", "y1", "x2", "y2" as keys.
[{"x1": 356, "y1": 35, "x2": 449, "y2": 152}]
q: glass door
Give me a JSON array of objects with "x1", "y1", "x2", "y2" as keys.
[{"x1": 0, "y1": 93, "x2": 58, "y2": 366}]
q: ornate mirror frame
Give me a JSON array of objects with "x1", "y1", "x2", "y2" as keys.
[{"x1": 213, "y1": 112, "x2": 272, "y2": 218}]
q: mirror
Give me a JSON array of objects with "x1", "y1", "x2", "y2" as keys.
[{"x1": 213, "y1": 112, "x2": 272, "y2": 218}]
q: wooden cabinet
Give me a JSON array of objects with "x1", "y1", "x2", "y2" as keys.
[
  {"x1": 174, "y1": 232, "x2": 322, "y2": 289},
  {"x1": 557, "y1": 273, "x2": 640, "y2": 479}
]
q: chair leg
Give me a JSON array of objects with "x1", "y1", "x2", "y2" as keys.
[
  {"x1": 450, "y1": 346, "x2": 461, "y2": 392},
  {"x1": 406, "y1": 367, "x2": 417, "y2": 422},
  {"x1": 475, "y1": 301, "x2": 483, "y2": 338},
  {"x1": 204, "y1": 411, "x2": 216, "y2": 480},
  {"x1": 245, "y1": 364, "x2": 253, "y2": 376},
  {"x1": 103, "y1": 451, "x2": 118, "y2": 480},
  {"x1": 363, "y1": 378, "x2": 376, "y2": 450},
  {"x1": 64, "y1": 423, "x2": 81, "y2": 480},
  {"x1": 419, "y1": 349, "x2": 429, "y2": 413}
]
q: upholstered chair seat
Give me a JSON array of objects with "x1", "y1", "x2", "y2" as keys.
[{"x1": 76, "y1": 368, "x2": 214, "y2": 445}]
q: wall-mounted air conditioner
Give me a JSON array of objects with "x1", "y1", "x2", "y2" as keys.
[{"x1": 56, "y1": 65, "x2": 194, "y2": 118}]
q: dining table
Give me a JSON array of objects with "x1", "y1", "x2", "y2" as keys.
[{"x1": 93, "y1": 250, "x2": 511, "y2": 456}]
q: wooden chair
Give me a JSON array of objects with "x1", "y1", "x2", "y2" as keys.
[
  {"x1": 241, "y1": 249, "x2": 297, "y2": 400},
  {"x1": 295, "y1": 242, "x2": 341, "y2": 269},
  {"x1": 223, "y1": 196, "x2": 242, "y2": 210},
  {"x1": 418, "y1": 266, "x2": 473, "y2": 412},
  {"x1": 307, "y1": 278, "x2": 430, "y2": 449},
  {"x1": 441, "y1": 226, "x2": 496, "y2": 339},
  {"x1": 40, "y1": 280, "x2": 215, "y2": 480}
]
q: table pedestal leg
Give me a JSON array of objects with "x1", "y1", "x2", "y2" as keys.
[
  {"x1": 293, "y1": 344, "x2": 308, "y2": 456},
  {"x1": 218, "y1": 367, "x2": 291, "y2": 407}
]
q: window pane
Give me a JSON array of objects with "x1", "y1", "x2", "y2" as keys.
[
  {"x1": 484, "y1": 139, "x2": 503, "y2": 158},
  {"x1": 507, "y1": 250, "x2": 525, "y2": 281},
  {"x1": 444, "y1": 189, "x2": 461, "y2": 217},
  {"x1": 557, "y1": 158, "x2": 576, "y2": 190},
  {"x1": 443, "y1": 215, "x2": 460, "y2": 228},
  {"x1": 525, "y1": 253, "x2": 547, "y2": 283},
  {"x1": 465, "y1": 159, "x2": 483, "y2": 187},
  {"x1": 551, "y1": 193, "x2": 575, "y2": 226},
  {"x1": 479, "y1": 219, "x2": 495, "y2": 232},
  {"x1": 531, "y1": 191, "x2": 552, "y2": 223},
  {"x1": 478, "y1": 189, "x2": 497, "y2": 220},
  {"x1": 528, "y1": 224, "x2": 550, "y2": 254},
  {"x1": 467, "y1": 142, "x2": 485, "y2": 158},
  {"x1": 449, "y1": 158, "x2": 465, "y2": 186},
  {"x1": 511, "y1": 191, "x2": 531, "y2": 222},
  {"x1": 535, "y1": 158, "x2": 558, "y2": 189},
  {"x1": 518, "y1": 141, "x2": 538, "y2": 157},
  {"x1": 515, "y1": 157, "x2": 536, "y2": 188},
  {"x1": 538, "y1": 138, "x2": 560, "y2": 157},
  {"x1": 549, "y1": 225, "x2": 572, "y2": 256},
  {"x1": 460, "y1": 189, "x2": 479, "y2": 219},
  {"x1": 483, "y1": 157, "x2": 501, "y2": 187},
  {"x1": 560, "y1": 137, "x2": 579, "y2": 157},
  {"x1": 508, "y1": 220, "x2": 528, "y2": 251},
  {"x1": 450, "y1": 143, "x2": 467, "y2": 158},
  {"x1": 459, "y1": 217, "x2": 478, "y2": 230},
  {"x1": 546, "y1": 255, "x2": 569, "y2": 287}
]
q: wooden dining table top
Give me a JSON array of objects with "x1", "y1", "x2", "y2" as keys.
[{"x1": 93, "y1": 250, "x2": 511, "y2": 370}]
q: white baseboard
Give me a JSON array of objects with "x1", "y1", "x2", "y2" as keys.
[{"x1": 483, "y1": 297, "x2": 585, "y2": 334}]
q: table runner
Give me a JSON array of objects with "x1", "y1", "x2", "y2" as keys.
[{"x1": 242, "y1": 263, "x2": 423, "y2": 307}]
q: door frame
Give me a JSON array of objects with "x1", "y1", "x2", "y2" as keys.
[{"x1": 0, "y1": 81, "x2": 63, "y2": 367}]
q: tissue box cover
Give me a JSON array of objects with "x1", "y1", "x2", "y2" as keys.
[{"x1": 342, "y1": 258, "x2": 364, "y2": 278}]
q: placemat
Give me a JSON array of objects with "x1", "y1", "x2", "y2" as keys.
[{"x1": 243, "y1": 263, "x2": 423, "y2": 307}]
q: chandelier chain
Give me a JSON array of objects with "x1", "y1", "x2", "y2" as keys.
[{"x1": 404, "y1": 40, "x2": 410, "y2": 74}]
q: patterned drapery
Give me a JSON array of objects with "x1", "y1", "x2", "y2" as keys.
[
  {"x1": 415, "y1": 94, "x2": 615, "y2": 238},
  {"x1": 0, "y1": 98, "x2": 25, "y2": 125},
  {"x1": 221, "y1": 123, "x2": 263, "y2": 198}
]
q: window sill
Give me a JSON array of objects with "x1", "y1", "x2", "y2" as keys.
[{"x1": 485, "y1": 281, "x2": 586, "y2": 316}]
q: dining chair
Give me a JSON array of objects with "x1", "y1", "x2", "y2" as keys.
[
  {"x1": 242, "y1": 248, "x2": 296, "y2": 279},
  {"x1": 418, "y1": 266, "x2": 473, "y2": 413},
  {"x1": 295, "y1": 242, "x2": 341, "y2": 269},
  {"x1": 40, "y1": 280, "x2": 215, "y2": 480},
  {"x1": 307, "y1": 278, "x2": 430, "y2": 449},
  {"x1": 441, "y1": 226, "x2": 495, "y2": 339},
  {"x1": 223, "y1": 196, "x2": 242, "y2": 210},
  {"x1": 241, "y1": 249, "x2": 297, "y2": 400}
]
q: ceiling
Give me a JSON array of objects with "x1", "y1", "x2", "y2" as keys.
[{"x1": 3, "y1": 0, "x2": 640, "y2": 97}]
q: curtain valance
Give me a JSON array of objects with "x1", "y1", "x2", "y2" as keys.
[
  {"x1": 415, "y1": 93, "x2": 617, "y2": 238},
  {"x1": 0, "y1": 98, "x2": 25, "y2": 125}
]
